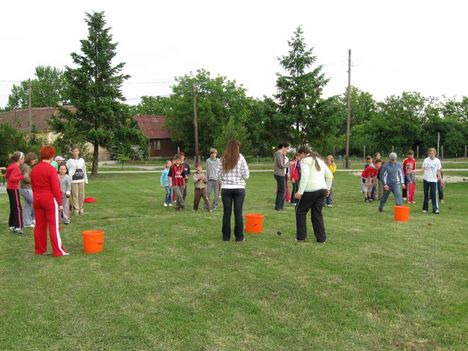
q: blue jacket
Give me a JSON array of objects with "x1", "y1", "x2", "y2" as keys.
[
  {"x1": 160, "y1": 168, "x2": 170, "y2": 187},
  {"x1": 380, "y1": 162, "x2": 404, "y2": 186}
]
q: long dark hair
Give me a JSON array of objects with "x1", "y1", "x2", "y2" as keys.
[
  {"x1": 297, "y1": 145, "x2": 322, "y2": 171},
  {"x1": 221, "y1": 139, "x2": 240, "y2": 172}
]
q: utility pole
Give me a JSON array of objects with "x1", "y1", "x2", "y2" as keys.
[
  {"x1": 28, "y1": 79, "x2": 32, "y2": 134},
  {"x1": 345, "y1": 49, "x2": 352, "y2": 168},
  {"x1": 192, "y1": 84, "x2": 200, "y2": 163}
]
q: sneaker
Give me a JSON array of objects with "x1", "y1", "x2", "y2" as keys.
[
  {"x1": 24, "y1": 224, "x2": 35, "y2": 228},
  {"x1": 168, "y1": 203, "x2": 172, "y2": 207},
  {"x1": 440, "y1": 200, "x2": 444, "y2": 204},
  {"x1": 327, "y1": 204, "x2": 333, "y2": 208},
  {"x1": 164, "y1": 203, "x2": 168, "y2": 207},
  {"x1": 422, "y1": 210, "x2": 428, "y2": 213},
  {"x1": 14, "y1": 228, "x2": 23, "y2": 234},
  {"x1": 63, "y1": 252, "x2": 70, "y2": 256},
  {"x1": 79, "y1": 209, "x2": 84, "y2": 215},
  {"x1": 434, "y1": 210, "x2": 440, "y2": 214},
  {"x1": 403, "y1": 197, "x2": 407, "y2": 201},
  {"x1": 378, "y1": 207, "x2": 383, "y2": 212},
  {"x1": 8, "y1": 226, "x2": 15, "y2": 232}
]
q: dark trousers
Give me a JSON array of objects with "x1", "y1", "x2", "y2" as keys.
[
  {"x1": 221, "y1": 188, "x2": 245, "y2": 241},
  {"x1": 423, "y1": 180, "x2": 438, "y2": 213},
  {"x1": 182, "y1": 183, "x2": 188, "y2": 201},
  {"x1": 295, "y1": 189, "x2": 327, "y2": 242},
  {"x1": 7, "y1": 189, "x2": 23, "y2": 229},
  {"x1": 194, "y1": 188, "x2": 210, "y2": 211},
  {"x1": 274, "y1": 175, "x2": 286, "y2": 210},
  {"x1": 437, "y1": 181, "x2": 444, "y2": 201},
  {"x1": 290, "y1": 180, "x2": 299, "y2": 204}
]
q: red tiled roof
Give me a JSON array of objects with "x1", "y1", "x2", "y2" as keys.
[
  {"x1": 133, "y1": 115, "x2": 172, "y2": 139},
  {"x1": 0, "y1": 106, "x2": 76, "y2": 133}
]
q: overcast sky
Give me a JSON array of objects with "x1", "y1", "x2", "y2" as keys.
[{"x1": 1, "y1": 0, "x2": 467, "y2": 108}]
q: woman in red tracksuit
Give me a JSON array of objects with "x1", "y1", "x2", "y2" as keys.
[
  {"x1": 5, "y1": 151, "x2": 26, "y2": 233},
  {"x1": 290, "y1": 153, "x2": 301, "y2": 204},
  {"x1": 31, "y1": 146, "x2": 69, "y2": 256}
]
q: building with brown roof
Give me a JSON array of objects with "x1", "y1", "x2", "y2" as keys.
[{"x1": 133, "y1": 115, "x2": 180, "y2": 157}]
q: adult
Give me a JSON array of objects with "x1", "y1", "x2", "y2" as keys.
[
  {"x1": 66, "y1": 146, "x2": 88, "y2": 215},
  {"x1": 422, "y1": 148, "x2": 443, "y2": 214},
  {"x1": 5, "y1": 151, "x2": 27, "y2": 233},
  {"x1": 31, "y1": 146, "x2": 68, "y2": 256},
  {"x1": 378, "y1": 152, "x2": 405, "y2": 212},
  {"x1": 294, "y1": 146, "x2": 332, "y2": 243},
  {"x1": 218, "y1": 139, "x2": 250, "y2": 242},
  {"x1": 205, "y1": 148, "x2": 220, "y2": 210},
  {"x1": 273, "y1": 142, "x2": 290, "y2": 211},
  {"x1": 20, "y1": 152, "x2": 38, "y2": 228}
]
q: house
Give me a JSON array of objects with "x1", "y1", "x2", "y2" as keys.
[
  {"x1": 0, "y1": 106, "x2": 110, "y2": 161},
  {"x1": 133, "y1": 115, "x2": 180, "y2": 158}
]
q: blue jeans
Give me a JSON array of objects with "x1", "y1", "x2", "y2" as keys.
[
  {"x1": 221, "y1": 188, "x2": 245, "y2": 241},
  {"x1": 379, "y1": 184, "x2": 402, "y2": 210},
  {"x1": 423, "y1": 180, "x2": 438, "y2": 212},
  {"x1": 164, "y1": 186, "x2": 171, "y2": 205},
  {"x1": 274, "y1": 175, "x2": 286, "y2": 210}
]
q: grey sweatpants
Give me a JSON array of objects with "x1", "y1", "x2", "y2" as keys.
[
  {"x1": 206, "y1": 180, "x2": 219, "y2": 209},
  {"x1": 20, "y1": 188, "x2": 35, "y2": 226},
  {"x1": 62, "y1": 193, "x2": 70, "y2": 224}
]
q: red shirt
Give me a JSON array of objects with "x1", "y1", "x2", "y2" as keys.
[
  {"x1": 402, "y1": 158, "x2": 416, "y2": 176},
  {"x1": 361, "y1": 166, "x2": 375, "y2": 179},
  {"x1": 168, "y1": 164, "x2": 186, "y2": 187},
  {"x1": 5, "y1": 163, "x2": 24, "y2": 190},
  {"x1": 30, "y1": 161, "x2": 62, "y2": 205}
]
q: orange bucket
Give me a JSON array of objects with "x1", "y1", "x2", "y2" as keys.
[
  {"x1": 394, "y1": 206, "x2": 410, "y2": 222},
  {"x1": 245, "y1": 213, "x2": 264, "y2": 234},
  {"x1": 82, "y1": 230, "x2": 105, "y2": 254}
]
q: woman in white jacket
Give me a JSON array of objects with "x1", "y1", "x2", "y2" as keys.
[
  {"x1": 294, "y1": 146, "x2": 333, "y2": 243},
  {"x1": 66, "y1": 146, "x2": 88, "y2": 215}
]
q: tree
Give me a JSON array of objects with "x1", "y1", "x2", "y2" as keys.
[
  {"x1": 164, "y1": 69, "x2": 250, "y2": 156},
  {"x1": 0, "y1": 124, "x2": 28, "y2": 166},
  {"x1": 275, "y1": 26, "x2": 329, "y2": 146},
  {"x1": 50, "y1": 11, "x2": 133, "y2": 175},
  {"x1": 6, "y1": 66, "x2": 68, "y2": 110},
  {"x1": 129, "y1": 96, "x2": 170, "y2": 116}
]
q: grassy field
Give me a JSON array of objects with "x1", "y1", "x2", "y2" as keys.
[{"x1": 0, "y1": 171, "x2": 467, "y2": 350}]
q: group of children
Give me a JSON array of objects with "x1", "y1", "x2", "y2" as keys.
[
  {"x1": 4, "y1": 147, "x2": 87, "y2": 233},
  {"x1": 160, "y1": 149, "x2": 220, "y2": 212}
]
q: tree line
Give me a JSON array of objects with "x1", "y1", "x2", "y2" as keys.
[{"x1": 1, "y1": 12, "x2": 467, "y2": 172}]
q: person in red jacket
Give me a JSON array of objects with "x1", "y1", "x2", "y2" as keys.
[
  {"x1": 6, "y1": 151, "x2": 27, "y2": 233},
  {"x1": 31, "y1": 146, "x2": 69, "y2": 256}
]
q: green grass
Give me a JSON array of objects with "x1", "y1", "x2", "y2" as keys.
[{"x1": 1, "y1": 172, "x2": 467, "y2": 350}]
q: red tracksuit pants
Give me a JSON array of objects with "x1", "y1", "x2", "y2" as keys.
[
  {"x1": 407, "y1": 182, "x2": 416, "y2": 203},
  {"x1": 33, "y1": 196, "x2": 68, "y2": 256}
]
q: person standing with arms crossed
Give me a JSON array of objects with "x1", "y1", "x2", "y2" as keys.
[
  {"x1": 273, "y1": 142, "x2": 290, "y2": 211},
  {"x1": 422, "y1": 148, "x2": 443, "y2": 214}
]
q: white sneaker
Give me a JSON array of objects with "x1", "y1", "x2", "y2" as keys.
[
  {"x1": 403, "y1": 197, "x2": 407, "y2": 201},
  {"x1": 440, "y1": 199, "x2": 444, "y2": 204},
  {"x1": 422, "y1": 210, "x2": 428, "y2": 213},
  {"x1": 169, "y1": 203, "x2": 173, "y2": 207},
  {"x1": 24, "y1": 224, "x2": 35, "y2": 228},
  {"x1": 8, "y1": 226, "x2": 15, "y2": 232},
  {"x1": 164, "y1": 203, "x2": 168, "y2": 207}
]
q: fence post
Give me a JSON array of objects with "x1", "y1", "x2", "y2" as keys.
[
  {"x1": 416, "y1": 145, "x2": 419, "y2": 160},
  {"x1": 363, "y1": 145, "x2": 366, "y2": 161},
  {"x1": 465, "y1": 145, "x2": 467, "y2": 158},
  {"x1": 441, "y1": 145, "x2": 444, "y2": 160}
]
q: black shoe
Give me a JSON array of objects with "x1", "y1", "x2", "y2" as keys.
[{"x1": 378, "y1": 207, "x2": 383, "y2": 212}]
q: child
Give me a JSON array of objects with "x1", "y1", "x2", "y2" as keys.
[
  {"x1": 160, "y1": 160, "x2": 172, "y2": 207},
  {"x1": 364, "y1": 155, "x2": 373, "y2": 169},
  {"x1": 179, "y1": 152, "x2": 191, "y2": 202},
  {"x1": 58, "y1": 164, "x2": 71, "y2": 224},
  {"x1": 402, "y1": 150, "x2": 416, "y2": 201},
  {"x1": 361, "y1": 163, "x2": 375, "y2": 202},
  {"x1": 193, "y1": 163, "x2": 211, "y2": 211},
  {"x1": 324, "y1": 155, "x2": 336, "y2": 207},
  {"x1": 405, "y1": 163, "x2": 416, "y2": 204},
  {"x1": 168, "y1": 153, "x2": 186, "y2": 211},
  {"x1": 289, "y1": 153, "x2": 301, "y2": 204},
  {"x1": 66, "y1": 146, "x2": 88, "y2": 215},
  {"x1": 206, "y1": 148, "x2": 220, "y2": 210},
  {"x1": 372, "y1": 159, "x2": 383, "y2": 200},
  {"x1": 6, "y1": 151, "x2": 26, "y2": 233}
]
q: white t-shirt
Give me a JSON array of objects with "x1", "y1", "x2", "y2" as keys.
[{"x1": 422, "y1": 157, "x2": 441, "y2": 182}]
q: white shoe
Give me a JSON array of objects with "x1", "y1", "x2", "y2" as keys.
[
  {"x1": 440, "y1": 200, "x2": 444, "y2": 204},
  {"x1": 169, "y1": 203, "x2": 173, "y2": 207},
  {"x1": 24, "y1": 224, "x2": 35, "y2": 228},
  {"x1": 422, "y1": 210, "x2": 428, "y2": 213},
  {"x1": 164, "y1": 203, "x2": 168, "y2": 207},
  {"x1": 8, "y1": 226, "x2": 15, "y2": 232}
]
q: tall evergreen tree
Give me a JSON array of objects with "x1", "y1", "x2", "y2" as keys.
[
  {"x1": 275, "y1": 26, "x2": 329, "y2": 146},
  {"x1": 50, "y1": 11, "x2": 131, "y2": 175}
]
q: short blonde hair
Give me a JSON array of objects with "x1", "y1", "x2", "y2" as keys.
[
  {"x1": 210, "y1": 148, "x2": 217, "y2": 154},
  {"x1": 428, "y1": 148, "x2": 436, "y2": 155}
]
